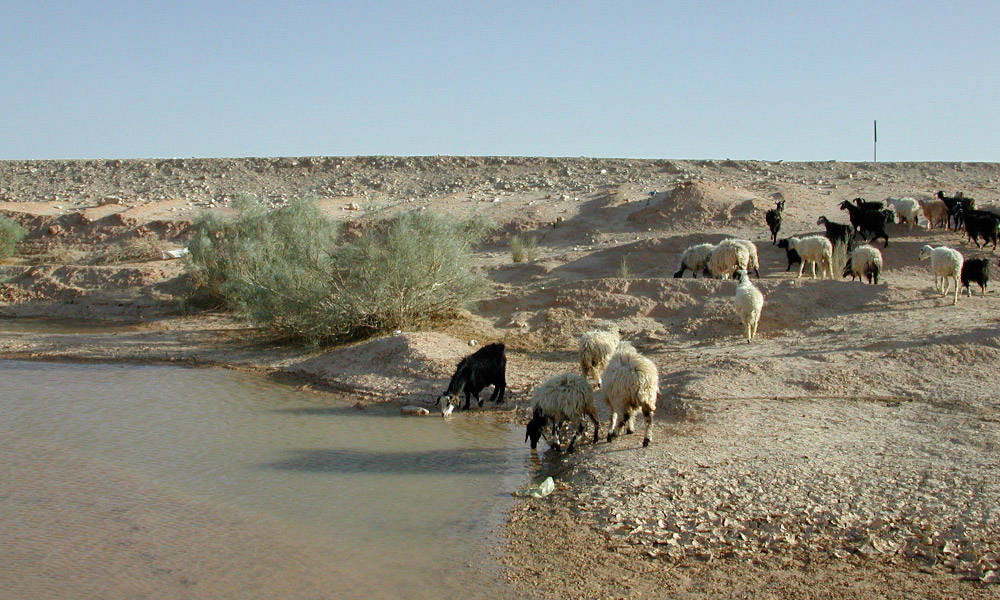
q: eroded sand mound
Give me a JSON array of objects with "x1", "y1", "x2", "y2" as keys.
[
  {"x1": 627, "y1": 181, "x2": 763, "y2": 228},
  {"x1": 291, "y1": 331, "x2": 487, "y2": 402}
]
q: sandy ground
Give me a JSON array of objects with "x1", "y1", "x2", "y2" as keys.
[{"x1": 3, "y1": 157, "x2": 1000, "y2": 598}]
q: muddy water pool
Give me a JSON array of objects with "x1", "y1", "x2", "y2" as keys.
[{"x1": 0, "y1": 360, "x2": 535, "y2": 598}]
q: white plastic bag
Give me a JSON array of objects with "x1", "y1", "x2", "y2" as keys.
[{"x1": 514, "y1": 476, "x2": 555, "y2": 498}]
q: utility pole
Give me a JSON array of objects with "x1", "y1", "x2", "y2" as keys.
[{"x1": 873, "y1": 120, "x2": 877, "y2": 163}]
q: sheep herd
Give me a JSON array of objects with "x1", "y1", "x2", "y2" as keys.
[{"x1": 437, "y1": 190, "x2": 996, "y2": 454}]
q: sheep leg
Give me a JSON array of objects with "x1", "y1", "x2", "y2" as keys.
[
  {"x1": 586, "y1": 406, "x2": 601, "y2": 444},
  {"x1": 550, "y1": 419, "x2": 562, "y2": 451},
  {"x1": 797, "y1": 262, "x2": 805, "y2": 278},
  {"x1": 566, "y1": 419, "x2": 584, "y2": 453},
  {"x1": 606, "y1": 412, "x2": 619, "y2": 443},
  {"x1": 641, "y1": 405, "x2": 654, "y2": 448},
  {"x1": 624, "y1": 410, "x2": 635, "y2": 434},
  {"x1": 810, "y1": 261, "x2": 817, "y2": 279},
  {"x1": 462, "y1": 391, "x2": 472, "y2": 411}
]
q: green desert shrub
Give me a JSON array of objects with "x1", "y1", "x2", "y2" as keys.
[
  {"x1": 510, "y1": 234, "x2": 539, "y2": 263},
  {"x1": 0, "y1": 215, "x2": 26, "y2": 259},
  {"x1": 185, "y1": 197, "x2": 488, "y2": 345}
]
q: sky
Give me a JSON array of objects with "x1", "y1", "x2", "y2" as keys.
[{"x1": 1, "y1": 1, "x2": 998, "y2": 161}]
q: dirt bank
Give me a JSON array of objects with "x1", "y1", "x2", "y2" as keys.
[{"x1": 3, "y1": 156, "x2": 1000, "y2": 598}]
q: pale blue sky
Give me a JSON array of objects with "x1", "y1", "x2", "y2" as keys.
[{"x1": 1, "y1": 1, "x2": 997, "y2": 161}]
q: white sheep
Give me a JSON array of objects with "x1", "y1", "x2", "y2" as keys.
[
  {"x1": 733, "y1": 269, "x2": 764, "y2": 343},
  {"x1": 672, "y1": 243, "x2": 715, "y2": 278},
  {"x1": 578, "y1": 329, "x2": 620, "y2": 387},
  {"x1": 844, "y1": 244, "x2": 884, "y2": 284},
  {"x1": 919, "y1": 245, "x2": 963, "y2": 305},
  {"x1": 729, "y1": 239, "x2": 760, "y2": 278},
  {"x1": 707, "y1": 239, "x2": 750, "y2": 279},
  {"x1": 599, "y1": 347, "x2": 659, "y2": 447},
  {"x1": 524, "y1": 373, "x2": 601, "y2": 451},
  {"x1": 887, "y1": 197, "x2": 920, "y2": 226},
  {"x1": 787, "y1": 235, "x2": 833, "y2": 279}
]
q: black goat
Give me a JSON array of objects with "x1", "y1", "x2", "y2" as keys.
[
  {"x1": 960, "y1": 211, "x2": 1000, "y2": 249},
  {"x1": 853, "y1": 197, "x2": 885, "y2": 211},
  {"x1": 817, "y1": 216, "x2": 852, "y2": 248},
  {"x1": 776, "y1": 238, "x2": 802, "y2": 272},
  {"x1": 435, "y1": 343, "x2": 507, "y2": 412},
  {"x1": 765, "y1": 200, "x2": 785, "y2": 245},
  {"x1": 839, "y1": 200, "x2": 889, "y2": 247},
  {"x1": 937, "y1": 191, "x2": 976, "y2": 230},
  {"x1": 961, "y1": 258, "x2": 990, "y2": 297}
]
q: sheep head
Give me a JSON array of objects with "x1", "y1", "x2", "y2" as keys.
[{"x1": 918, "y1": 245, "x2": 933, "y2": 261}]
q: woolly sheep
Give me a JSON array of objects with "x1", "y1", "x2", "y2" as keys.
[
  {"x1": 733, "y1": 270, "x2": 763, "y2": 343},
  {"x1": 919, "y1": 197, "x2": 949, "y2": 229},
  {"x1": 673, "y1": 243, "x2": 715, "y2": 278},
  {"x1": 887, "y1": 197, "x2": 920, "y2": 226},
  {"x1": 707, "y1": 239, "x2": 750, "y2": 279},
  {"x1": 843, "y1": 244, "x2": 883, "y2": 284},
  {"x1": 787, "y1": 235, "x2": 833, "y2": 279},
  {"x1": 578, "y1": 329, "x2": 620, "y2": 387},
  {"x1": 918, "y1": 245, "x2": 963, "y2": 305},
  {"x1": 525, "y1": 373, "x2": 601, "y2": 452},
  {"x1": 599, "y1": 347, "x2": 658, "y2": 448},
  {"x1": 729, "y1": 238, "x2": 760, "y2": 278}
]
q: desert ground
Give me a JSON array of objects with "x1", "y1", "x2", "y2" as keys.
[{"x1": 2, "y1": 156, "x2": 999, "y2": 599}]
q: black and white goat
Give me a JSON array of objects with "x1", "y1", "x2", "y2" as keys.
[{"x1": 435, "y1": 343, "x2": 507, "y2": 415}]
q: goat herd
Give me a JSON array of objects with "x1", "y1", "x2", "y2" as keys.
[{"x1": 433, "y1": 190, "x2": 996, "y2": 454}]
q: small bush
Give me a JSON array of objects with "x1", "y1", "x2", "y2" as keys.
[
  {"x1": 184, "y1": 196, "x2": 489, "y2": 344},
  {"x1": 617, "y1": 256, "x2": 631, "y2": 279},
  {"x1": 0, "y1": 215, "x2": 26, "y2": 259},
  {"x1": 510, "y1": 235, "x2": 539, "y2": 263}
]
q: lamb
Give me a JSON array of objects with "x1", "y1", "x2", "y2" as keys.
[
  {"x1": 886, "y1": 197, "x2": 920, "y2": 226},
  {"x1": 672, "y1": 243, "x2": 715, "y2": 278},
  {"x1": 524, "y1": 373, "x2": 601, "y2": 452},
  {"x1": 843, "y1": 244, "x2": 883, "y2": 284},
  {"x1": 578, "y1": 329, "x2": 620, "y2": 387},
  {"x1": 598, "y1": 346, "x2": 659, "y2": 448},
  {"x1": 919, "y1": 197, "x2": 949, "y2": 229},
  {"x1": 839, "y1": 200, "x2": 889, "y2": 247},
  {"x1": 918, "y1": 245, "x2": 963, "y2": 305},
  {"x1": 733, "y1": 269, "x2": 764, "y2": 343},
  {"x1": 787, "y1": 235, "x2": 833, "y2": 279},
  {"x1": 435, "y1": 342, "x2": 507, "y2": 415},
  {"x1": 765, "y1": 200, "x2": 784, "y2": 245},
  {"x1": 960, "y1": 258, "x2": 990, "y2": 297},
  {"x1": 706, "y1": 239, "x2": 750, "y2": 279},
  {"x1": 775, "y1": 238, "x2": 802, "y2": 272}
]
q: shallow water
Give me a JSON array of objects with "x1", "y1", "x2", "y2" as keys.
[{"x1": 0, "y1": 360, "x2": 533, "y2": 598}]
